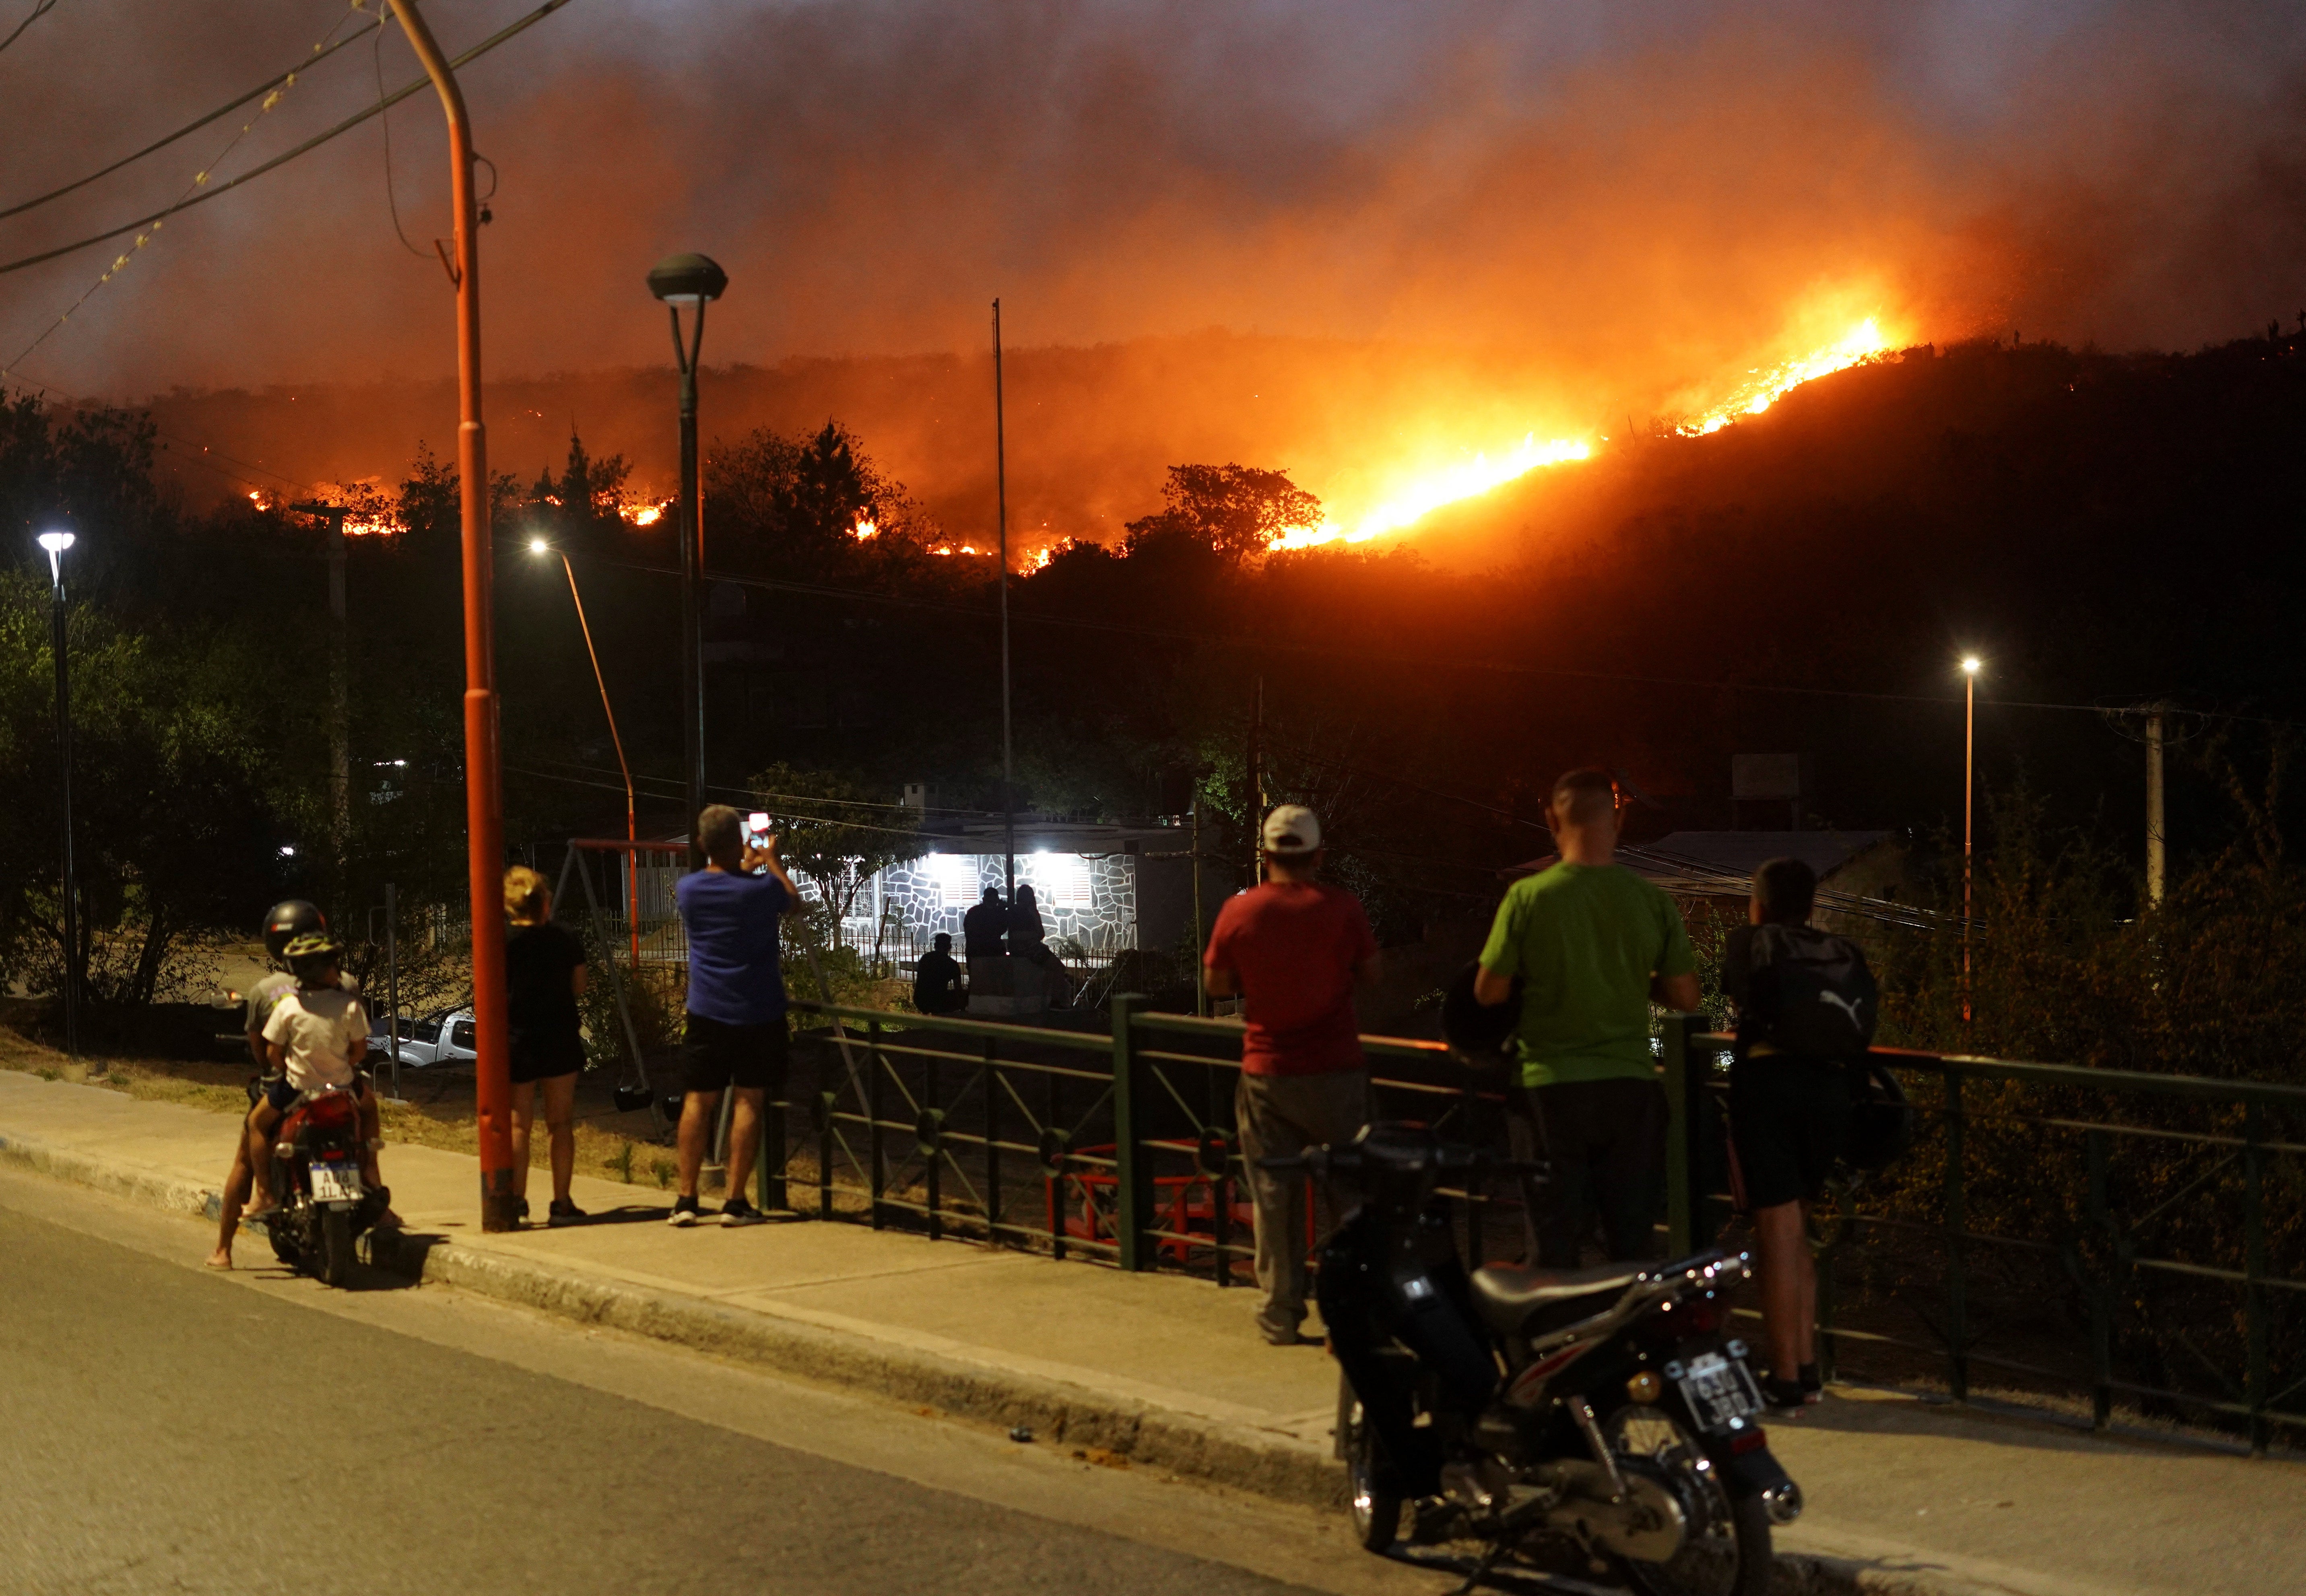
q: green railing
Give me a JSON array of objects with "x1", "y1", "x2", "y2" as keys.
[
  {"x1": 1665, "y1": 1019, "x2": 2306, "y2": 1454},
  {"x1": 771, "y1": 996, "x2": 1523, "y2": 1284},
  {"x1": 753, "y1": 998, "x2": 2301, "y2": 1452}
]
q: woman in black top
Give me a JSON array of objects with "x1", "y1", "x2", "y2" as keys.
[{"x1": 504, "y1": 866, "x2": 589, "y2": 1225}]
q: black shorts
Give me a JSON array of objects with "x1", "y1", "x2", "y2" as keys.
[
  {"x1": 682, "y1": 1013, "x2": 789, "y2": 1094},
  {"x1": 1728, "y1": 1054, "x2": 1854, "y2": 1211},
  {"x1": 509, "y1": 1034, "x2": 584, "y2": 1085}
]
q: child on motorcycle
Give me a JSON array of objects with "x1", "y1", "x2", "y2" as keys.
[{"x1": 244, "y1": 932, "x2": 392, "y2": 1223}]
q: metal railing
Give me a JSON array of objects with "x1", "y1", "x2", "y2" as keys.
[
  {"x1": 731, "y1": 997, "x2": 2301, "y2": 1453},
  {"x1": 761, "y1": 996, "x2": 1526, "y2": 1285},
  {"x1": 1664, "y1": 1019, "x2": 2306, "y2": 1453}
]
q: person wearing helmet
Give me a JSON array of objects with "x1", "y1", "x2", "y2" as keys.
[
  {"x1": 208, "y1": 901, "x2": 329, "y2": 1267},
  {"x1": 242, "y1": 930, "x2": 393, "y2": 1229}
]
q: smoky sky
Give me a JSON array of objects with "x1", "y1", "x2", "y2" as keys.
[{"x1": 4, "y1": 0, "x2": 2304, "y2": 409}]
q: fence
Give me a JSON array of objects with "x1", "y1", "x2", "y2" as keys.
[
  {"x1": 703, "y1": 994, "x2": 2306, "y2": 1454},
  {"x1": 1663, "y1": 1020, "x2": 2306, "y2": 1453},
  {"x1": 761, "y1": 997, "x2": 1528, "y2": 1285}
]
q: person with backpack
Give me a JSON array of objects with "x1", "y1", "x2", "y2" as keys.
[{"x1": 1720, "y1": 856, "x2": 1875, "y2": 1413}]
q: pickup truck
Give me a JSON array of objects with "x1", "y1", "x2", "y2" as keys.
[{"x1": 367, "y1": 1009, "x2": 478, "y2": 1070}]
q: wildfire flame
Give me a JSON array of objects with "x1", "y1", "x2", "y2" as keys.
[
  {"x1": 852, "y1": 519, "x2": 878, "y2": 540},
  {"x1": 1677, "y1": 317, "x2": 1891, "y2": 436},
  {"x1": 1274, "y1": 435, "x2": 1592, "y2": 551},
  {"x1": 1271, "y1": 314, "x2": 1899, "y2": 551}
]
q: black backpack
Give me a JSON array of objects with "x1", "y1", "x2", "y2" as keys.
[{"x1": 1738, "y1": 924, "x2": 1879, "y2": 1062}]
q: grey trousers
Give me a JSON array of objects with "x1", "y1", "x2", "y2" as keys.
[{"x1": 1234, "y1": 1068, "x2": 1371, "y2": 1334}]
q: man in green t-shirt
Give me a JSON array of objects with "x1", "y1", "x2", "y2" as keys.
[{"x1": 1476, "y1": 769, "x2": 1699, "y2": 1266}]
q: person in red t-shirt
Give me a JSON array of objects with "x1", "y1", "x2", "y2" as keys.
[{"x1": 1205, "y1": 804, "x2": 1380, "y2": 1345}]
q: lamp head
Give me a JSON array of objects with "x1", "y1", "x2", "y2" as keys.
[
  {"x1": 528, "y1": 536, "x2": 551, "y2": 557},
  {"x1": 647, "y1": 252, "x2": 728, "y2": 305},
  {"x1": 1961, "y1": 656, "x2": 1982, "y2": 676},
  {"x1": 37, "y1": 531, "x2": 74, "y2": 555}
]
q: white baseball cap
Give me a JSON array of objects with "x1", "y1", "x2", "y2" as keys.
[{"x1": 1261, "y1": 804, "x2": 1322, "y2": 856}]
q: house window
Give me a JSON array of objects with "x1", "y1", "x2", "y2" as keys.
[
  {"x1": 931, "y1": 853, "x2": 978, "y2": 908},
  {"x1": 1031, "y1": 853, "x2": 1092, "y2": 909}
]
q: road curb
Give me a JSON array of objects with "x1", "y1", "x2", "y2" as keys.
[
  {"x1": 1, "y1": 1122, "x2": 1967, "y2": 1596},
  {"x1": 366, "y1": 1225, "x2": 1345, "y2": 1509},
  {"x1": 0, "y1": 1125, "x2": 225, "y2": 1220}
]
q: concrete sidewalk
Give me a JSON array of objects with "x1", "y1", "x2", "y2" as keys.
[{"x1": 3, "y1": 1067, "x2": 2299, "y2": 1596}]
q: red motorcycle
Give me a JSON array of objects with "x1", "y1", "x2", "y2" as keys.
[{"x1": 261, "y1": 1085, "x2": 389, "y2": 1286}]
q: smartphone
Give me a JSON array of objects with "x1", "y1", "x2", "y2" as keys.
[{"x1": 746, "y1": 811, "x2": 771, "y2": 849}]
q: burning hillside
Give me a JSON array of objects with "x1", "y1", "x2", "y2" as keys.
[{"x1": 1274, "y1": 311, "x2": 1902, "y2": 552}]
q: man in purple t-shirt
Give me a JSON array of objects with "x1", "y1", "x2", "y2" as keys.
[{"x1": 669, "y1": 804, "x2": 797, "y2": 1227}]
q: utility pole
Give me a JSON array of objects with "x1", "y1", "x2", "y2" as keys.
[
  {"x1": 37, "y1": 532, "x2": 79, "y2": 1062},
  {"x1": 1192, "y1": 798, "x2": 1206, "y2": 1018},
  {"x1": 291, "y1": 501, "x2": 351, "y2": 920},
  {"x1": 2145, "y1": 703, "x2": 2168, "y2": 907},
  {"x1": 993, "y1": 298, "x2": 1015, "y2": 905},
  {"x1": 392, "y1": 0, "x2": 515, "y2": 1231},
  {"x1": 1247, "y1": 675, "x2": 1266, "y2": 885},
  {"x1": 1960, "y1": 657, "x2": 1980, "y2": 1030}
]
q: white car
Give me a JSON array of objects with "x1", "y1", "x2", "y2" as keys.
[{"x1": 367, "y1": 1009, "x2": 478, "y2": 1069}]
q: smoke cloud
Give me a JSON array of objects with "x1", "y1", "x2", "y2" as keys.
[{"x1": 5, "y1": 1, "x2": 2303, "y2": 522}]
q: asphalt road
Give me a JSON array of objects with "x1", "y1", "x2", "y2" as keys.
[{"x1": 0, "y1": 1167, "x2": 1450, "y2": 1596}]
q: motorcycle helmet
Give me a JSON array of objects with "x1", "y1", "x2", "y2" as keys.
[
  {"x1": 1440, "y1": 959, "x2": 1521, "y2": 1066},
  {"x1": 263, "y1": 900, "x2": 326, "y2": 963}
]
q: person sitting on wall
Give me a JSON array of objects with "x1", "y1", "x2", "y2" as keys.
[
  {"x1": 1009, "y1": 884, "x2": 1075, "y2": 1003},
  {"x1": 912, "y1": 932, "x2": 968, "y2": 1016}
]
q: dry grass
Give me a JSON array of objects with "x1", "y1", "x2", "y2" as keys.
[{"x1": 0, "y1": 1026, "x2": 679, "y2": 1188}]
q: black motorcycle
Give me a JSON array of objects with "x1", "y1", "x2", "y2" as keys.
[{"x1": 1273, "y1": 1122, "x2": 1800, "y2": 1596}]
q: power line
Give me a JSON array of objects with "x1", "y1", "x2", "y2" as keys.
[
  {"x1": 0, "y1": 0, "x2": 576, "y2": 280},
  {"x1": 0, "y1": 0, "x2": 56, "y2": 56},
  {"x1": 4, "y1": 6, "x2": 376, "y2": 378},
  {"x1": 0, "y1": 13, "x2": 384, "y2": 223}
]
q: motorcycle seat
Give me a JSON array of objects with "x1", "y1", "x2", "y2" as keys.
[{"x1": 1468, "y1": 1261, "x2": 1641, "y2": 1338}]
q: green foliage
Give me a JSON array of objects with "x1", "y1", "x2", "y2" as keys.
[
  {"x1": 0, "y1": 571, "x2": 287, "y2": 1006},
  {"x1": 750, "y1": 761, "x2": 921, "y2": 926}
]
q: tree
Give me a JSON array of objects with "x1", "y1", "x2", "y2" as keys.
[
  {"x1": 1123, "y1": 463, "x2": 1322, "y2": 561},
  {"x1": 709, "y1": 420, "x2": 938, "y2": 580},
  {"x1": 747, "y1": 761, "x2": 921, "y2": 931}
]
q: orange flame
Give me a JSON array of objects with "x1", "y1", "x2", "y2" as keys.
[
  {"x1": 852, "y1": 519, "x2": 878, "y2": 540},
  {"x1": 1272, "y1": 312, "x2": 1900, "y2": 551},
  {"x1": 1678, "y1": 317, "x2": 1891, "y2": 436}
]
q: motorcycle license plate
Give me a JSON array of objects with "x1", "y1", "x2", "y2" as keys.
[
  {"x1": 309, "y1": 1161, "x2": 363, "y2": 1204},
  {"x1": 1676, "y1": 1351, "x2": 1763, "y2": 1430}
]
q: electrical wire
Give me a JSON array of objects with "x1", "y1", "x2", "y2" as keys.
[
  {"x1": 372, "y1": 12, "x2": 429, "y2": 258},
  {"x1": 2, "y1": 3, "x2": 377, "y2": 378},
  {"x1": 0, "y1": 12, "x2": 384, "y2": 223},
  {"x1": 0, "y1": 0, "x2": 56, "y2": 56},
  {"x1": 0, "y1": 0, "x2": 577, "y2": 279}
]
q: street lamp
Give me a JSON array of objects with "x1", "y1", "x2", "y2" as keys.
[
  {"x1": 37, "y1": 531, "x2": 79, "y2": 1061},
  {"x1": 530, "y1": 538, "x2": 640, "y2": 970},
  {"x1": 1960, "y1": 656, "x2": 1981, "y2": 1029},
  {"x1": 648, "y1": 251, "x2": 727, "y2": 872}
]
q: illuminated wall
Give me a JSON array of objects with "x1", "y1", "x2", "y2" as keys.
[{"x1": 871, "y1": 850, "x2": 1137, "y2": 951}]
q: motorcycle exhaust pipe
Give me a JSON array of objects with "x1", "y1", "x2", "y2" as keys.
[{"x1": 1760, "y1": 1481, "x2": 1804, "y2": 1525}]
